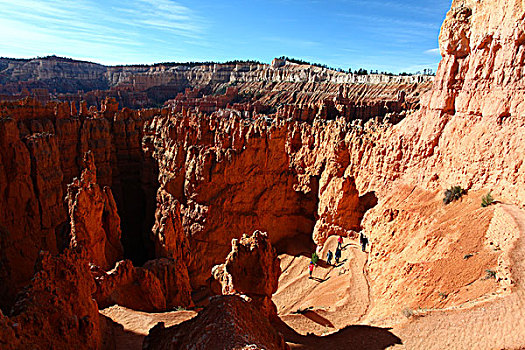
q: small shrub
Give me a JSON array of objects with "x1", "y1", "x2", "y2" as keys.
[
  {"x1": 463, "y1": 253, "x2": 473, "y2": 259},
  {"x1": 443, "y1": 185, "x2": 465, "y2": 204},
  {"x1": 293, "y1": 306, "x2": 313, "y2": 314},
  {"x1": 312, "y1": 252, "x2": 319, "y2": 266},
  {"x1": 214, "y1": 86, "x2": 227, "y2": 96},
  {"x1": 175, "y1": 306, "x2": 187, "y2": 311},
  {"x1": 438, "y1": 292, "x2": 448, "y2": 299},
  {"x1": 402, "y1": 307, "x2": 415, "y2": 318},
  {"x1": 485, "y1": 269, "x2": 497, "y2": 279},
  {"x1": 481, "y1": 191, "x2": 495, "y2": 207}
]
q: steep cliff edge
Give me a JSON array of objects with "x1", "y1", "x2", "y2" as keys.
[{"x1": 339, "y1": 0, "x2": 525, "y2": 203}]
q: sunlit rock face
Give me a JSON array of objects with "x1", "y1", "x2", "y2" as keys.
[{"x1": 212, "y1": 231, "x2": 281, "y2": 319}]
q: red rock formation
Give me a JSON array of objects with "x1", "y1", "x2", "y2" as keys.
[
  {"x1": 143, "y1": 295, "x2": 288, "y2": 350},
  {"x1": 0, "y1": 309, "x2": 18, "y2": 349},
  {"x1": 67, "y1": 151, "x2": 123, "y2": 269},
  {"x1": 92, "y1": 258, "x2": 193, "y2": 312},
  {"x1": 145, "y1": 112, "x2": 319, "y2": 291},
  {"x1": 313, "y1": 175, "x2": 378, "y2": 245},
  {"x1": 0, "y1": 250, "x2": 102, "y2": 349},
  {"x1": 143, "y1": 258, "x2": 193, "y2": 308},
  {"x1": 0, "y1": 97, "x2": 161, "y2": 309},
  {"x1": 1, "y1": 3, "x2": 525, "y2": 348},
  {"x1": 92, "y1": 260, "x2": 166, "y2": 312},
  {"x1": 0, "y1": 113, "x2": 56, "y2": 309},
  {"x1": 212, "y1": 231, "x2": 281, "y2": 319}
]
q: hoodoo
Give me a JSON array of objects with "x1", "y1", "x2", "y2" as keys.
[{"x1": 0, "y1": 0, "x2": 525, "y2": 348}]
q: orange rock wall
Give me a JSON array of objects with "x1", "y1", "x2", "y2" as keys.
[
  {"x1": 0, "y1": 250, "x2": 102, "y2": 349},
  {"x1": 0, "y1": 98, "x2": 161, "y2": 309}
]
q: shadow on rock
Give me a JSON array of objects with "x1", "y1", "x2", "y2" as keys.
[
  {"x1": 302, "y1": 310, "x2": 334, "y2": 328},
  {"x1": 310, "y1": 276, "x2": 330, "y2": 283},
  {"x1": 273, "y1": 318, "x2": 402, "y2": 350}
]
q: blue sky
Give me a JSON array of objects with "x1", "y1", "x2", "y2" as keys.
[{"x1": 0, "y1": 0, "x2": 451, "y2": 73}]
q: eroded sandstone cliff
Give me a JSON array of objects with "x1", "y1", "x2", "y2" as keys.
[
  {"x1": 0, "y1": 97, "x2": 160, "y2": 310},
  {"x1": 0, "y1": 1, "x2": 525, "y2": 348},
  {"x1": 0, "y1": 249, "x2": 102, "y2": 349}
]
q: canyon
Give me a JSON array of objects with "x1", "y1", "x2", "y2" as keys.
[{"x1": 1, "y1": 0, "x2": 525, "y2": 348}]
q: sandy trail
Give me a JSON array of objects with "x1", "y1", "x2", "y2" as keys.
[
  {"x1": 100, "y1": 306, "x2": 197, "y2": 350},
  {"x1": 390, "y1": 204, "x2": 525, "y2": 349},
  {"x1": 273, "y1": 203, "x2": 525, "y2": 349},
  {"x1": 274, "y1": 235, "x2": 373, "y2": 335},
  {"x1": 100, "y1": 203, "x2": 525, "y2": 350}
]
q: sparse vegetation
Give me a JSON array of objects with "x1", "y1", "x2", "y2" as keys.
[
  {"x1": 481, "y1": 191, "x2": 495, "y2": 207},
  {"x1": 214, "y1": 86, "x2": 227, "y2": 96},
  {"x1": 402, "y1": 307, "x2": 416, "y2": 318},
  {"x1": 443, "y1": 185, "x2": 466, "y2": 204},
  {"x1": 485, "y1": 269, "x2": 497, "y2": 279},
  {"x1": 293, "y1": 306, "x2": 313, "y2": 314},
  {"x1": 175, "y1": 306, "x2": 187, "y2": 311},
  {"x1": 312, "y1": 252, "x2": 319, "y2": 266},
  {"x1": 438, "y1": 292, "x2": 448, "y2": 299},
  {"x1": 321, "y1": 327, "x2": 332, "y2": 335},
  {"x1": 463, "y1": 253, "x2": 473, "y2": 259},
  {"x1": 275, "y1": 56, "x2": 434, "y2": 75}
]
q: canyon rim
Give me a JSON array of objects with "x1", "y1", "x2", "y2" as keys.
[{"x1": 1, "y1": 0, "x2": 525, "y2": 349}]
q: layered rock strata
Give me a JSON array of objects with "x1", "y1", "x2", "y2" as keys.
[{"x1": 1, "y1": 56, "x2": 432, "y2": 110}]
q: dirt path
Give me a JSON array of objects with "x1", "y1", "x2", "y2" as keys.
[
  {"x1": 390, "y1": 204, "x2": 525, "y2": 349},
  {"x1": 274, "y1": 235, "x2": 372, "y2": 335},
  {"x1": 100, "y1": 306, "x2": 197, "y2": 350}
]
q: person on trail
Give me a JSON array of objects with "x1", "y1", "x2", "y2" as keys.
[
  {"x1": 308, "y1": 261, "x2": 314, "y2": 278},
  {"x1": 335, "y1": 247, "x2": 341, "y2": 264},
  {"x1": 337, "y1": 235, "x2": 344, "y2": 250},
  {"x1": 312, "y1": 252, "x2": 319, "y2": 266},
  {"x1": 359, "y1": 232, "x2": 369, "y2": 252},
  {"x1": 326, "y1": 250, "x2": 333, "y2": 265}
]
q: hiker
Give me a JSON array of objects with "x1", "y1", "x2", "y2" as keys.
[
  {"x1": 326, "y1": 250, "x2": 333, "y2": 265},
  {"x1": 308, "y1": 261, "x2": 314, "y2": 278},
  {"x1": 335, "y1": 247, "x2": 341, "y2": 264},
  {"x1": 359, "y1": 232, "x2": 369, "y2": 252},
  {"x1": 337, "y1": 235, "x2": 344, "y2": 250}
]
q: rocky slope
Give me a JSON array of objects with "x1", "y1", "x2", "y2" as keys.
[
  {"x1": 0, "y1": 249, "x2": 103, "y2": 349},
  {"x1": 143, "y1": 295, "x2": 288, "y2": 350},
  {"x1": 0, "y1": 0, "x2": 525, "y2": 348}
]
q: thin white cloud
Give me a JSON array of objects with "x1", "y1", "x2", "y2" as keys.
[
  {"x1": 342, "y1": 0, "x2": 438, "y2": 16},
  {"x1": 338, "y1": 12, "x2": 439, "y2": 31},
  {"x1": 0, "y1": 0, "x2": 206, "y2": 64},
  {"x1": 263, "y1": 37, "x2": 320, "y2": 49},
  {"x1": 424, "y1": 48, "x2": 441, "y2": 56}
]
